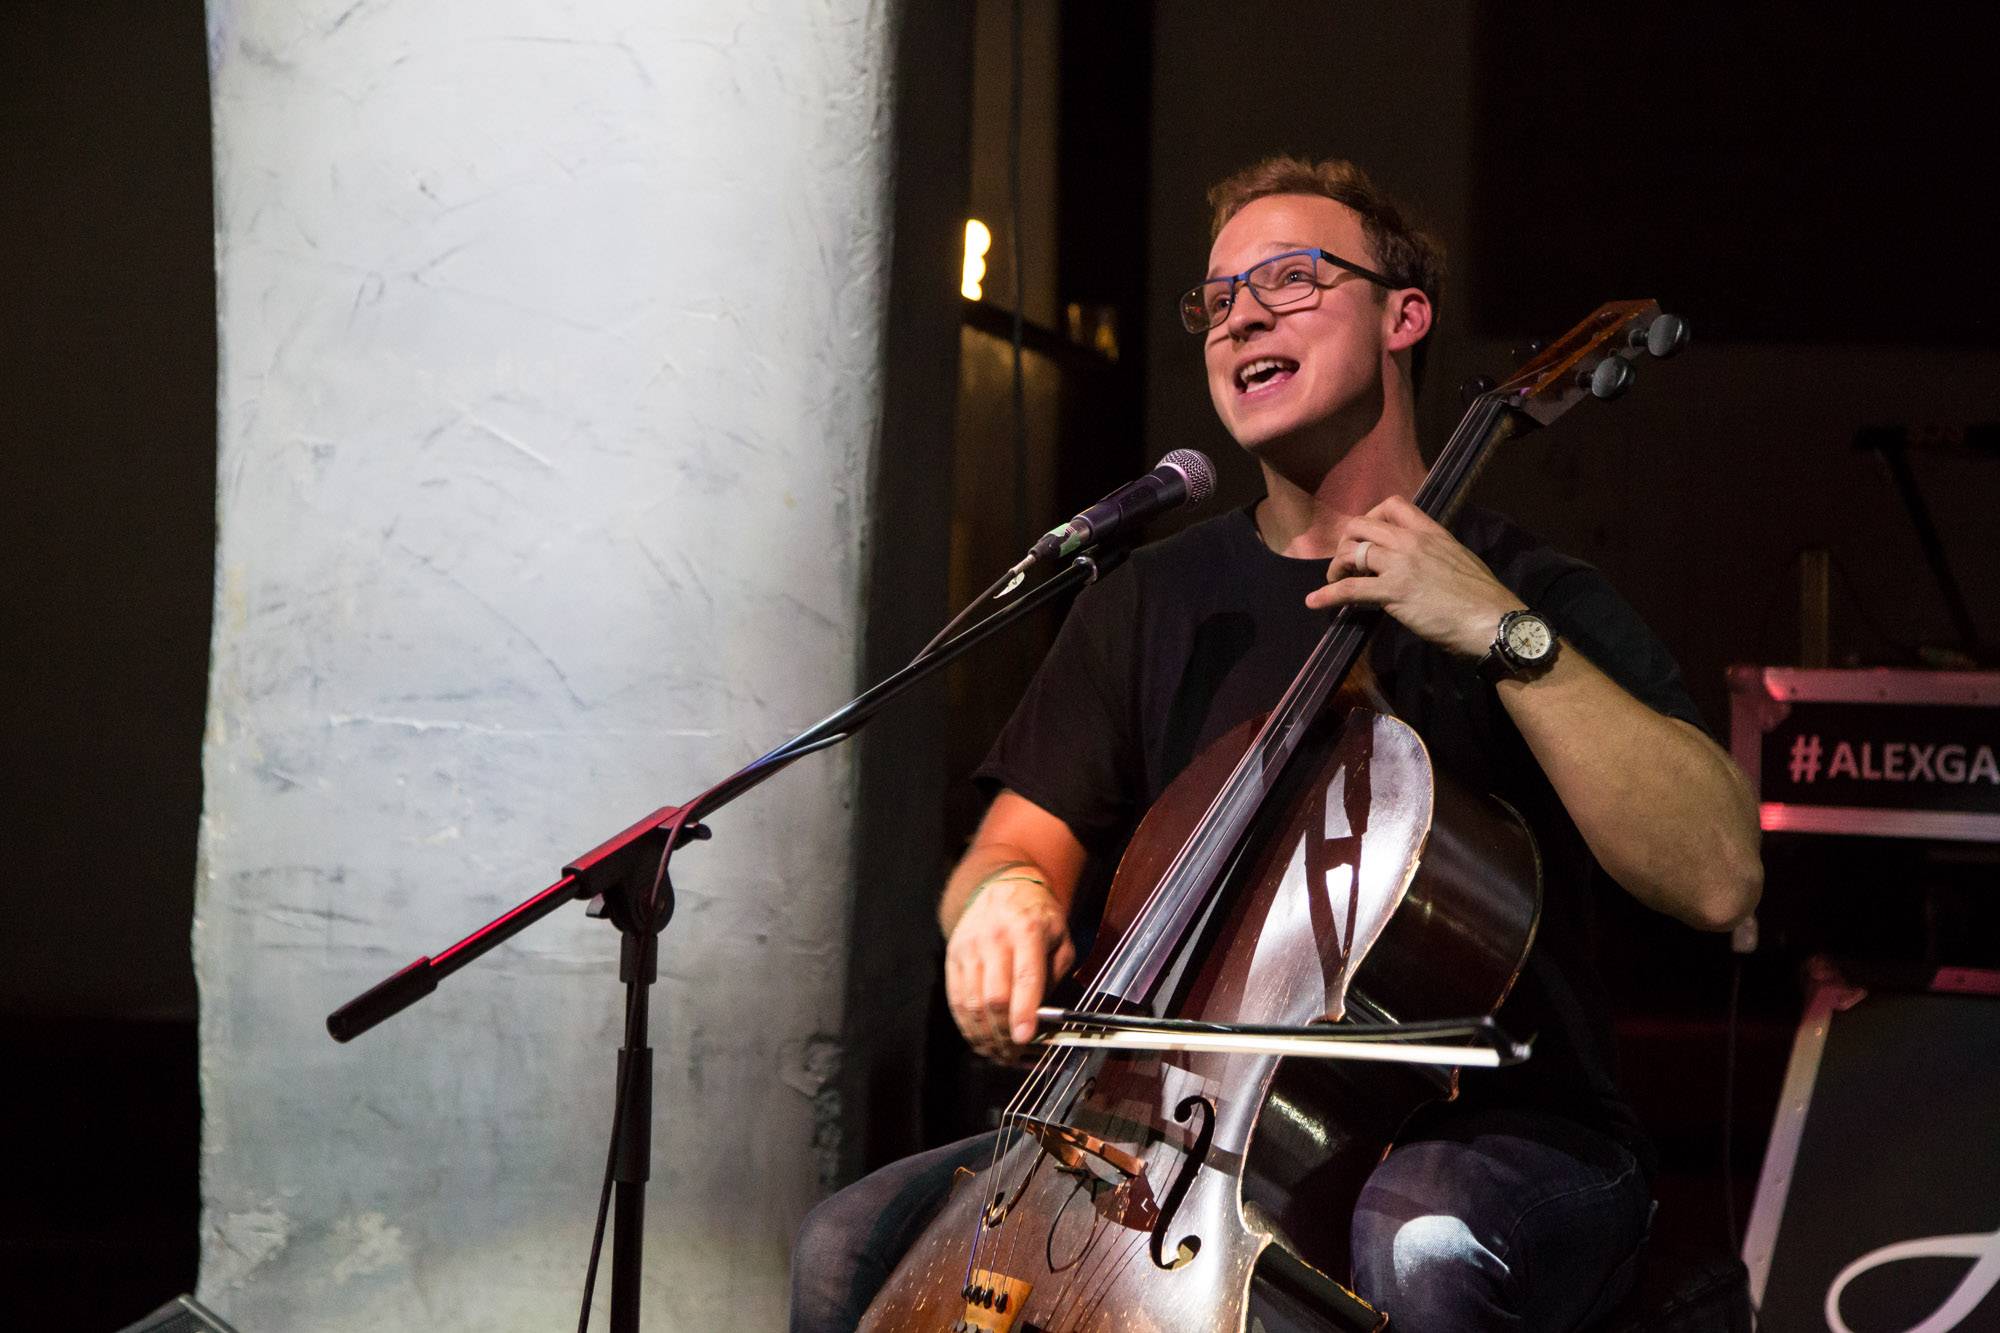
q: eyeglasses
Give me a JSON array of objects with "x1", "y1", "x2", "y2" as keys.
[{"x1": 1178, "y1": 248, "x2": 1403, "y2": 334}]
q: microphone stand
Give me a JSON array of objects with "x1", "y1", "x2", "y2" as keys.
[{"x1": 326, "y1": 548, "x2": 1121, "y2": 1333}]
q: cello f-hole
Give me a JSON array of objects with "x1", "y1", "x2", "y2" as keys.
[{"x1": 1150, "y1": 1093, "x2": 1215, "y2": 1271}]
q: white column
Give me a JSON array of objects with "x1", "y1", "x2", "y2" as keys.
[{"x1": 198, "y1": 2, "x2": 892, "y2": 1326}]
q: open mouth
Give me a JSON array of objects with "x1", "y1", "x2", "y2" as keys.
[{"x1": 1236, "y1": 356, "x2": 1299, "y2": 394}]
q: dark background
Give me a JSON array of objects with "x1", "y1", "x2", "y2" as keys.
[
  {"x1": 3, "y1": 1, "x2": 213, "y2": 1323},
  {"x1": 7, "y1": 1, "x2": 1998, "y2": 1325}
]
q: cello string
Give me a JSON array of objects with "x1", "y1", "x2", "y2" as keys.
[
  {"x1": 979, "y1": 948, "x2": 1159, "y2": 1286},
  {"x1": 1040, "y1": 1070, "x2": 1213, "y2": 1324},
  {"x1": 982, "y1": 395, "x2": 1506, "y2": 1309},
  {"x1": 984, "y1": 627, "x2": 1373, "y2": 1293},
  {"x1": 1034, "y1": 1127, "x2": 1160, "y2": 1328},
  {"x1": 1019, "y1": 393, "x2": 1505, "y2": 1113},
  {"x1": 972, "y1": 391, "x2": 1511, "y2": 1300},
  {"x1": 1084, "y1": 395, "x2": 1505, "y2": 997},
  {"x1": 1043, "y1": 1196, "x2": 1144, "y2": 1329},
  {"x1": 981, "y1": 1042, "x2": 1110, "y2": 1301},
  {"x1": 973, "y1": 1048, "x2": 1061, "y2": 1284},
  {"x1": 978, "y1": 1039, "x2": 1104, "y2": 1288}
]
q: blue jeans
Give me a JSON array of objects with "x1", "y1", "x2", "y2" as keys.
[
  {"x1": 790, "y1": 1107, "x2": 1649, "y2": 1332},
  {"x1": 1348, "y1": 1107, "x2": 1652, "y2": 1330}
]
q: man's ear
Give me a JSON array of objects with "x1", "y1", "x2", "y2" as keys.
[{"x1": 1383, "y1": 287, "x2": 1433, "y2": 353}]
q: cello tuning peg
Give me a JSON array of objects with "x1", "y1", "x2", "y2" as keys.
[
  {"x1": 1586, "y1": 356, "x2": 1635, "y2": 400},
  {"x1": 1459, "y1": 374, "x2": 1497, "y2": 406},
  {"x1": 1510, "y1": 337, "x2": 1545, "y2": 366},
  {"x1": 1633, "y1": 313, "x2": 1689, "y2": 358}
]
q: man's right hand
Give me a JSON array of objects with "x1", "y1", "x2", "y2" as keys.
[{"x1": 944, "y1": 870, "x2": 1076, "y2": 1061}]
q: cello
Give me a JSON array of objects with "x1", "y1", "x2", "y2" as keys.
[{"x1": 859, "y1": 301, "x2": 1689, "y2": 1332}]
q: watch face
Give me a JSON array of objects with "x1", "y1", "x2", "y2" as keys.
[{"x1": 1504, "y1": 614, "x2": 1553, "y2": 662}]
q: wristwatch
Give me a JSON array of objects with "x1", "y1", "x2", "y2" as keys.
[{"x1": 1477, "y1": 609, "x2": 1558, "y2": 683}]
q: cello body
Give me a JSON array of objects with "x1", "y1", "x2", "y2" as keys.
[
  {"x1": 856, "y1": 301, "x2": 1675, "y2": 1331},
  {"x1": 858, "y1": 669, "x2": 1541, "y2": 1332}
]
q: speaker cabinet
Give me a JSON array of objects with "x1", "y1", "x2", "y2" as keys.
[{"x1": 1744, "y1": 961, "x2": 2000, "y2": 1331}]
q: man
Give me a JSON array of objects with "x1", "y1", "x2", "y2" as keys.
[{"x1": 792, "y1": 156, "x2": 1762, "y2": 1331}]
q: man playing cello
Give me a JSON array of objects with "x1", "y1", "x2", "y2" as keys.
[{"x1": 792, "y1": 155, "x2": 1762, "y2": 1331}]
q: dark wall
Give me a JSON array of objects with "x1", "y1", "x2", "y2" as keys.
[
  {"x1": 2, "y1": 0, "x2": 214, "y2": 1020},
  {"x1": 1144, "y1": 3, "x2": 2000, "y2": 734},
  {"x1": 841, "y1": 0, "x2": 975, "y2": 1176},
  {"x1": 1470, "y1": 9, "x2": 2000, "y2": 347},
  {"x1": 3, "y1": 2, "x2": 212, "y2": 1317},
  {"x1": 1144, "y1": 1, "x2": 1482, "y2": 554}
]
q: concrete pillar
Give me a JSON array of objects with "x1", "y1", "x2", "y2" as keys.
[{"x1": 197, "y1": 2, "x2": 893, "y2": 1326}]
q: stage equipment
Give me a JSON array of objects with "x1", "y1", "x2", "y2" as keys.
[
  {"x1": 1743, "y1": 958, "x2": 2000, "y2": 1332},
  {"x1": 1855, "y1": 422, "x2": 1998, "y2": 668},
  {"x1": 1730, "y1": 666, "x2": 2000, "y2": 842},
  {"x1": 1015, "y1": 449, "x2": 1214, "y2": 572}
]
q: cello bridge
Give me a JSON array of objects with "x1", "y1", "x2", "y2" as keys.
[
  {"x1": 1014, "y1": 1115, "x2": 1145, "y2": 1186},
  {"x1": 1014, "y1": 1115, "x2": 1161, "y2": 1230}
]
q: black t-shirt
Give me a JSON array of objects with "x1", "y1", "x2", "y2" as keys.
[{"x1": 975, "y1": 504, "x2": 1704, "y2": 1174}]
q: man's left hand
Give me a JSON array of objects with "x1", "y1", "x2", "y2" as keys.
[{"x1": 1304, "y1": 495, "x2": 1522, "y2": 655}]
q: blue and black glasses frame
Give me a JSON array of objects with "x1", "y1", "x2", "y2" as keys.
[{"x1": 1179, "y1": 247, "x2": 1405, "y2": 334}]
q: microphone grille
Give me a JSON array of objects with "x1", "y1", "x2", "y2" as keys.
[{"x1": 1159, "y1": 449, "x2": 1216, "y2": 505}]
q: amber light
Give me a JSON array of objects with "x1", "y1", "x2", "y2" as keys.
[{"x1": 961, "y1": 219, "x2": 991, "y2": 300}]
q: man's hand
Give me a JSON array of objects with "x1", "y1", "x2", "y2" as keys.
[
  {"x1": 1301, "y1": 498, "x2": 1762, "y2": 931},
  {"x1": 944, "y1": 868, "x2": 1076, "y2": 1061},
  {"x1": 1304, "y1": 494, "x2": 1520, "y2": 655}
]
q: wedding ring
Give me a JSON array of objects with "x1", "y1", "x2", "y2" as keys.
[{"x1": 1353, "y1": 540, "x2": 1372, "y2": 576}]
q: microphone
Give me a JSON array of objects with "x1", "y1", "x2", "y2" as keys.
[{"x1": 1019, "y1": 450, "x2": 1216, "y2": 569}]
